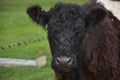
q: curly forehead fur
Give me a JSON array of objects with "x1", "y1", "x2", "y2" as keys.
[
  {"x1": 50, "y1": 3, "x2": 86, "y2": 18},
  {"x1": 48, "y1": 3, "x2": 86, "y2": 29}
]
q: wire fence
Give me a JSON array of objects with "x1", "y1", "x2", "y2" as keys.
[{"x1": 0, "y1": 37, "x2": 47, "y2": 50}]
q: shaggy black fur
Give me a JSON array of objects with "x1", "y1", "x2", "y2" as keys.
[{"x1": 27, "y1": 2, "x2": 120, "y2": 80}]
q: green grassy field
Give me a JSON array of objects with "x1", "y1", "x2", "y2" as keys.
[{"x1": 0, "y1": 0, "x2": 88, "y2": 80}]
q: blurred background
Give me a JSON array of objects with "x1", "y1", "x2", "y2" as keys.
[{"x1": 0, "y1": 0, "x2": 88, "y2": 80}]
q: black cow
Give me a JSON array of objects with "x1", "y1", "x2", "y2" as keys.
[{"x1": 27, "y1": 1, "x2": 120, "y2": 80}]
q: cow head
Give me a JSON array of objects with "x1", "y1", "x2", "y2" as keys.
[{"x1": 27, "y1": 3, "x2": 106, "y2": 73}]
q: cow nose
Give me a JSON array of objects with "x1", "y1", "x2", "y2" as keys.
[
  {"x1": 56, "y1": 56, "x2": 73, "y2": 65},
  {"x1": 52, "y1": 55, "x2": 78, "y2": 73}
]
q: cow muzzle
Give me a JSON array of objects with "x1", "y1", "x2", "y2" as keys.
[{"x1": 51, "y1": 55, "x2": 78, "y2": 73}]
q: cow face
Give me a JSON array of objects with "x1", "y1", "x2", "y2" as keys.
[{"x1": 27, "y1": 3, "x2": 106, "y2": 73}]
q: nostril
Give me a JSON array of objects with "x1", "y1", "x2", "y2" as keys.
[
  {"x1": 67, "y1": 58, "x2": 73, "y2": 65},
  {"x1": 56, "y1": 57, "x2": 61, "y2": 64},
  {"x1": 67, "y1": 58, "x2": 72, "y2": 63}
]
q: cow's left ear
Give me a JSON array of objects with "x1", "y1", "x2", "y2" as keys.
[
  {"x1": 27, "y1": 5, "x2": 50, "y2": 26},
  {"x1": 86, "y1": 8, "x2": 106, "y2": 26}
]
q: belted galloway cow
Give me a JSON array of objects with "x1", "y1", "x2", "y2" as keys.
[{"x1": 27, "y1": 0, "x2": 120, "y2": 80}]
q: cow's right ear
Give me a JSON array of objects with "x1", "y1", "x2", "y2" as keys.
[
  {"x1": 27, "y1": 5, "x2": 49, "y2": 26},
  {"x1": 85, "y1": 8, "x2": 106, "y2": 26}
]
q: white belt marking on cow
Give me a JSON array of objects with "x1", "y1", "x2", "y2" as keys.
[{"x1": 97, "y1": 0, "x2": 120, "y2": 21}]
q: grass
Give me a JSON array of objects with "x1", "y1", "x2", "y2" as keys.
[{"x1": 0, "y1": 0, "x2": 88, "y2": 80}]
